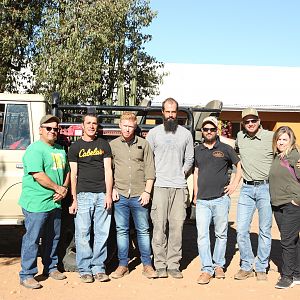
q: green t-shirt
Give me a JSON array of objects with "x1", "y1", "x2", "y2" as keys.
[{"x1": 19, "y1": 140, "x2": 69, "y2": 212}]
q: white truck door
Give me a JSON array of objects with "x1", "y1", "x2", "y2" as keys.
[{"x1": 0, "y1": 103, "x2": 31, "y2": 224}]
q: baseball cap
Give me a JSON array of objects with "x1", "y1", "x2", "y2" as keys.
[
  {"x1": 202, "y1": 116, "x2": 218, "y2": 128},
  {"x1": 40, "y1": 114, "x2": 60, "y2": 126},
  {"x1": 242, "y1": 108, "x2": 259, "y2": 119}
]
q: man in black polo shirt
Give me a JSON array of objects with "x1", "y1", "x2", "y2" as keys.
[{"x1": 193, "y1": 116, "x2": 241, "y2": 285}]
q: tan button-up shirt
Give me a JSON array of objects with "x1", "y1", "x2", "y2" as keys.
[{"x1": 110, "y1": 135, "x2": 155, "y2": 197}]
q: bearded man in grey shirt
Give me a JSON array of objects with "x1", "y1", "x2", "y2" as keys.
[{"x1": 146, "y1": 97, "x2": 194, "y2": 279}]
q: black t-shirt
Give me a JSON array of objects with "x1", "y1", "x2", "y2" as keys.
[
  {"x1": 195, "y1": 139, "x2": 239, "y2": 200},
  {"x1": 68, "y1": 137, "x2": 112, "y2": 193}
]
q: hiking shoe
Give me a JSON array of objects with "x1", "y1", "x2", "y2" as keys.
[
  {"x1": 142, "y1": 265, "x2": 158, "y2": 279},
  {"x1": 256, "y1": 272, "x2": 267, "y2": 281},
  {"x1": 157, "y1": 268, "x2": 168, "y2": 278},
  {"x1": 80, "y1": 274, "x2": 94, "y2": 283},
  {"x1": 111, "y1": 266, "x2": 129, "y2": 279},
  {"x1": 94, "y1": 273, "x2": 110, "y2": 282},
  {"x1": 234, "y1": 269, "x2": 254, "y2": 280},
  {"x1": 168, "y1": 269, "x2": 183, "y2": 279},
  {"x1": 20, "y1": 277, "x2": 42, "y2": 289},
  {"x1": 197, "y1": 272, "x2": 212, "y2": 284},
  {"x1": 48, "y1": 270, "x2": 67, "y2": 280},
  {"x1": 275, "y1": 276, "x2": 293, "y2": 289},
  {"x1": 214, "y1": 267, "x2": 225, "y2": 279}
]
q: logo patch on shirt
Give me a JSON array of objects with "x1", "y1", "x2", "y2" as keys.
[{"x1": 212, "y1": 150, "x2": 224, "y2": 158}]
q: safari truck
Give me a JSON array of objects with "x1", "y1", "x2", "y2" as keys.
[{"x1": 0, "y1": 93, "x2": 222, "y2": 226}]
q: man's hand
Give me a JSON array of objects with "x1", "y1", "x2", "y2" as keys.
[
  {"x1": 69, "y1": 201, "x2": 78, "y2": 214},
  {"x1": 53, "y1": 192, "x2": 64, "y2": 202},
  {"x1": 139, "y1": 192, "x2": 150, "y2": 206},
  {"x1": 112, "y1": 188, "x2": 119, "y2": 202},
  {"x1": 104, "y1": 194, "x2": 112, "y2": 210},
  {"x1": 224, "y1": 183, "x2": 238, "y2": 196},
  {"x1": 55, "y1": 185, "x2": 67, "y2": 196}
]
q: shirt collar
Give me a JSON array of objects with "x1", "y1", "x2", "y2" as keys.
[
  {"x1": 243, "y1": 127, "x2": 263, "y2": 140},
  {"x1": 199, "y1": 136, "x2": 220, "y2": 150},
  {"x1": 120, "y1": 135, "x2": 138, "y2": 144}
]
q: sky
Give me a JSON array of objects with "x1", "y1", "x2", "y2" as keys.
[{"x1": 144, "y1": 0, "x2": 300, "y2": 67}]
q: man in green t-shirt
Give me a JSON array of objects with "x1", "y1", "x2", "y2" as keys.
[{"x1": 19, "y1": 115, "x2": 70, "y2": 289}]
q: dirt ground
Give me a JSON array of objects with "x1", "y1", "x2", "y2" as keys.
[{"x1": 1, "y1": 186, "x2": 299, "y2": 300}]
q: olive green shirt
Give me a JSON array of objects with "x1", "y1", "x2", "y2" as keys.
[
  {"x1": 110, "y1": 135, "x2": 155, "y2": 197},
  {"x1": 236, "y1": 128, "x2": 274, "y2": 181}
]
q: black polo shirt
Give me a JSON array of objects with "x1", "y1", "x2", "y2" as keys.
[{"x1": 195, "y1": 139, "x2": 239, "y2": 200}]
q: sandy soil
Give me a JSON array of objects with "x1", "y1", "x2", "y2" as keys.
[{"x1": 1, "y1": 186, "x2": 299, "y2": 300}]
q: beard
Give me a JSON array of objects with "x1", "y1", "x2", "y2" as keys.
[
  {"x1": 163, "y1": 118, "x2": 178, "y2": 133},
  {"x1": 203, "y1": 134, "x2": 217, "y2": 144}
]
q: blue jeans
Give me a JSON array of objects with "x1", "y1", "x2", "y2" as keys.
[
  {"x1": 75, "y1": 192, "x2": 111, "y2": 275},
  {"x1": 19, "y1": 208, "x2": 61, "y2": 281},
  {"x1": 114, "y1": 195, "x2": 152, "y2": 266},
  {"x1": 237, "y1": 183, "x2": 272, "y2": 272},
  {"x1": 196, "y1": 195, "x2": 230, "y2": 275}
]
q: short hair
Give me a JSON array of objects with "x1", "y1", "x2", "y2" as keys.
[
  {"x1": 82, "y1": 113, "x2": 98, "y2": 123},
  {"x1": 272, "y1": 126, "x2": 297, "y2": 156},
  {"x1": 120, "y1": 112, "x2": 137, "y2": 124},
  {"x1": 162, "y1": 97, "x2": 178, "y2": 111}
]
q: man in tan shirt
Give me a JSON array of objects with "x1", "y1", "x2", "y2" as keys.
[{"x1": 110, "y1": 112, "x2": 157, "y2": 279}]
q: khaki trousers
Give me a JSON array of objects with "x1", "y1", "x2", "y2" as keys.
[{"x1": 150, "y1": 187, "x2": 188, "y2": 270}]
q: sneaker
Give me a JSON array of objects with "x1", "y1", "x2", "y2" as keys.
[
  {"x1": 234, "y1": 269, "x2": 254, "y2": 280},
  {"x1": 275, "y1": 276, "x2": 293, "y2": 289},
  {"x1": 80, "y1": 274, "x2": 94, "y2": 283},
  {"x1": 256, "y1": 272, "x2": 267, "y2": 281},
  {"x1": 94, "y1": 273, "x2": 110, "y2": 282},
  {"x1": 20, "y1": 277, "x2": 42, "y2": 289},
  {"x1": 157, "y1": 268, "x2": 168, "y2": 278},
  {"x1": 111, "y1": 266, "x2": 129, "y2": 279},
  {"x1": 142, "y1": 265, "x2": 158, "y2": 279},
  {"x1": 168, "y1": 269, "x2": 183, "y2": 279},
  {"x1": 292, "y1": 276, "x2": 300, "y2": 285},
  {"x1": 197, "y1": 272, "x2": 212, "y2": 284},
  {"x1": 214, "y1": 267, "x2": 225, "y2": 279},
  {"x1": 48, "y1": 270, "x2": 67, "y2": 280}
]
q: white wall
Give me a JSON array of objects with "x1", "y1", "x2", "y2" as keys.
[{"x1": 152, "y1": 63, "x2": 300, "y2": 110}]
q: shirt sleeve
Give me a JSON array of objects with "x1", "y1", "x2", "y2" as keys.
[
  {"x1": 183, "y1": 131, "x2": 194, "y2": 173},
  {"x1": 102, "y1": 140, "x2": 112, "y2": 158},
  {"x1": 143, "y1": 140, "x2": 155, "y2": 180},
  {"x1": 146, "y1": 130, "x2": 154, "y2": 151},
  {"x1": 227, "y1": 144, "x2": 240, "y2": 165},
  {"x1": 24, "y1": 146, "x2": 44, "y2": 174}
]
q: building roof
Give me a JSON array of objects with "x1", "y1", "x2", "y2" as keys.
[{"x1": 152, "y1": 63, "x2": 300, "y2": 111}]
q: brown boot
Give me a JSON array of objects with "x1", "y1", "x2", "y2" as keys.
[
  {"x1": 197, "y1": 272, "x2": 212, "y2": 284},
  {"x1": 234, "y1": 269, "x2": 254, "y2": 280},
  {"x1": 142, "y1": 265, "x2": 158, "y2": 279},
  {"x1": 214, "y1": 267, "x2": 225, "y2": 279},
  {"x1": 111, "y1": 266, "x2": 129, "y2": 279},
  {"x1": 20, "y1": 277, "x2": 42, "y2": 289}
]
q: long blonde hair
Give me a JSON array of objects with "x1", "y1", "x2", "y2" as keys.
[{"x1": 272, "y1": 126, "x2": 298, "y2": 157}]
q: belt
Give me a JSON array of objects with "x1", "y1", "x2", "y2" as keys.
[{"x1": 243, "y1": 179, "x2": 269, "y2": 185}]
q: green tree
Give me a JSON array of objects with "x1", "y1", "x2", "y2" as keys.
[
  {"x1": 31, "y1": 0, "x2": 165, "y2": 104},
  {"x1": 0, "y1": 0, "x2": 48, "y2": 92}
]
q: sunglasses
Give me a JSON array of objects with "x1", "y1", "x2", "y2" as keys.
[
  {"x1": 202, "y1": 127, "x2": 217, "y2": 132},
  {"x1": 41, "y1": 126, "x2": 59, "y2": 132},
  {"x1": 244, "y1": 119, "x2": 258, "y2": 125}
]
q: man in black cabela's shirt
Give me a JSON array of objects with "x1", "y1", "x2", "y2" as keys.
[
  {"x1": 68, "y1": 114, "x2": 113, "y2": 284},
  {"x1": 193, "y1": 116, "x2": 241, "y2": 285}
]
